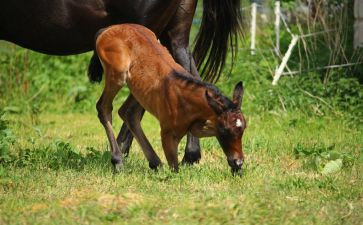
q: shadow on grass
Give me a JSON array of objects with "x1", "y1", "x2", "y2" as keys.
[{"x1": 1, "y1": 140, "x2": 111, "y2": 171}]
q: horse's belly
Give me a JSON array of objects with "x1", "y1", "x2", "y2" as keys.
[
  {"x1": 0, "y1": 0, "x2": 113, "y2": 55},
  {"x1": 0, "y1": 0, "x2": 181, "y2": 55}
]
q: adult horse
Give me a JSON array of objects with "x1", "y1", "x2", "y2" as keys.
[{"x1": 0, "y1": 0, "x2": 242, "y2": 164}]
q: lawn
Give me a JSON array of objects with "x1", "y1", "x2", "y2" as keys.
[
  {"x1": 0, "y1": 1, "x2": 362, "y2": 222},
  {"x1": 0, "y1": 109, "x2": 361, "y2": 224}
]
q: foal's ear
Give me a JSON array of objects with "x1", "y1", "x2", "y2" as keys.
[
  {"x1": 205, "y1": 90, "x2": 224, "y2": 115},
  {"x1": 232, "y1": 81, "x2": 244, "y2": 109}
]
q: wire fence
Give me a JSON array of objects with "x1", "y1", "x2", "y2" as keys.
[{"x1": 242, "y1": 0, "x2": 361, "y2": 85}]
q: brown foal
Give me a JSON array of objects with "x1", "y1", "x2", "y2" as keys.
[{"x1": 92, "y1": 24, "x2": 246, "y2": 174}]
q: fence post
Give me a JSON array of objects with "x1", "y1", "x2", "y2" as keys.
[
  {"x1": 272, "y1": 35, "x2": 299, "y2": 85},
  {"x1": 250, "y1": 1, "x2": 257, "y2": 55},
  {"x1": 274, "y1": 0, "x2": 281, "y2": 55}
]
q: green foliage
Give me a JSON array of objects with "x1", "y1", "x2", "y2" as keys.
[
  {"x1": 216, "y1": 49, "x2": 362, "y2": 126},
  {"x1": 0, "y1": 47, "x2": 101, "y2": 113},
  {"x1": 0, "y1": 111, "x2": 15, "y2": 164},
  {"x1": 294, "y1": 143, "x2": 354, "y2": 174}
]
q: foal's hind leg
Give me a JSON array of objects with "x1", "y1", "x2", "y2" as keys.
[
  {"x1": 96, "y1": 75, "x2": 124, "y2": 172},
  {"x1": 118, "y1": 95, "x2": 162, "y2": 169},
  {"x1": 116, "y1": 117, "x2": 135, "y2": 156}
]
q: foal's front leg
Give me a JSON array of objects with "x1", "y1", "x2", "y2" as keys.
[
  {"x1": 161, "y1": 129, "x2": 181, "y2": 172},
  {"x1": 97, "y1": 82, "x2": 123, "y2": 172},
  {"x1": 160, "y1": 5, "x2": 201, "y2": 165}
]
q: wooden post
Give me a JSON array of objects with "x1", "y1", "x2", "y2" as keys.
[
  {"x1": 250, "y1": 1, "x2": 257, "y2": 55},
  {"x1": 274, "y1": 0, "x2": 281, "y2": 55}
]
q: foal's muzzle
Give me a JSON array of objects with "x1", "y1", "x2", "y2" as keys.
[{"x1": 228, "y1": 159, "x2": 243, "y2": 174}]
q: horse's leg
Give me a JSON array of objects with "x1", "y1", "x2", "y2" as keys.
[
  {"x1": 160, "y1": 129, "x2": 181, "y2": 172},
  {"x1": 96, "y1": 78, "x2": 123, "y2": 172},
  {"x1": 160, "y1": 0, "x2": 201, "y2": 165},
  {"x1": 116, "y1": 108, "x2": 135, "y2": 156},
  {"x1": 118, "y1": 95, "x2": 162, "y2": 170}
]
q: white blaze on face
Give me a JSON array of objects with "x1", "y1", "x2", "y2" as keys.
[{"x1": 236, "y1": 119, "x2": 242, "y2": 127}]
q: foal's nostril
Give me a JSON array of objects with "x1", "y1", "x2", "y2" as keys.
[
  {"x1": 235, "y1": 159, "x2": 243, "y2": 167},
  {"x1": 228, "y1": 158, "x2": 243, "y2": 171}
]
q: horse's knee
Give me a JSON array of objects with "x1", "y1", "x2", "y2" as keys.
[
  {"x1": 96, "y1": 99, "x2": 113, "y2": 123},
  {"x1": 96, "y1": 101, "x2": 104, "y2": 122}
]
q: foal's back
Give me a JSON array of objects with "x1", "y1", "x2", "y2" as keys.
[
  {"x1": 96, "y1": 24, "x2": 186, "y2": 117},
  {"x1": 96, "y1": 24, "x2": 184, "y2": 82}
]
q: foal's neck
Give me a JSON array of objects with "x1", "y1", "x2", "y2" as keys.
[{"x1": 171, "y1": 72, "x2": 217, "y2": 120}]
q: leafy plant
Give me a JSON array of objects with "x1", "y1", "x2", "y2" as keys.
[{"x1": 293, "y1": 143, "x2": 354, "y2": 175}]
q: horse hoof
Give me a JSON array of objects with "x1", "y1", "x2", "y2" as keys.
[
  {"x1": 111, "y1": 157, "x2": 123, "y2": 173},
  {"x1": 181, "y1": 151, "x2": 201, "y2": 165},
  {"x1": 119, "y1": 142, "x2": 131, "y2": 157},
  {"x1": 149, "y1": 160, "x2": 161, "y2": 170},
  {"x1": 113, "y1": 163, "x2": 124, "y2": 174}
]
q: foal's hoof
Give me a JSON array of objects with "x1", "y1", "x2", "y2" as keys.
[
  {"x1": 111, "y1": 157, "x2": 123, "y2": 174},
  {"x1": 113, "y1": 163, "x2": 124, "y2": 174},
  {"x1": 181, "y1": 151, "x2": 201, "y2": 165},
  {"x1": 149, "y1": 161, "x2": 161, "y2": 170},
  {"x1": 120, "y1": 142, "x2": 132, "y2": 157}
]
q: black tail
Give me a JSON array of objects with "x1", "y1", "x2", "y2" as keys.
[
  {"x1": 88, "y1": 51, "x2": 103, "y2": 83},
  {"x1": 88, "y1": 28, "x2": 107, "y2": 83},
  {"x1": 193, "y1": 0, "x2": 243, "y2": 83}
]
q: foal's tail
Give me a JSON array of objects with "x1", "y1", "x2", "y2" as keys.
[
  {"x1": 88, "y1": 51, "x2": 103, "y2": 83},
  {"x1": 88, "y1": 28, "x2": 106, "y2": 83}
]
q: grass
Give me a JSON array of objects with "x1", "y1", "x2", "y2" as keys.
[
  {"x1": 0, "y1": 110, "x2": 362, "y2": 224},
  {"x1": 0, "y1": 1, "x2": 362, "y2": 223}
]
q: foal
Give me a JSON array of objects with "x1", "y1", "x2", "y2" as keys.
[{"x1": 91, "y1": 24, "x2": 246, "y2": 173}]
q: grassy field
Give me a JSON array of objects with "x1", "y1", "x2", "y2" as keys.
[
  {"x1": 0, "y1": 47, "x2": 362, "y2": 225},
  {"x1": 1, "y1": 1, "x2": 362, "y2": 223},
  {"x1": 0, "y1": 109, "x2": 362, "y2": 224}
]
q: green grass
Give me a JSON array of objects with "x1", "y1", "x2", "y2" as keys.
[
  {"x1": 0, "y1": 1, "x2": 362, "y2": 223},
  {"x1": 0, "y1": 110, "x2": 362, "y2": 224}
]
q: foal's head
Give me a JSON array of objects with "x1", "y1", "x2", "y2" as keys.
[{"x1": 205, "y1": 82, "x2": 246, "y2": 174}]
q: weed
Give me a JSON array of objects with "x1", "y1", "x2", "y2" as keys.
[{"x1": 293, "y1": 143, "x2": 355, "y2": 174}]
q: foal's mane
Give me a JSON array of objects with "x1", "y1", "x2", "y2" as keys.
[{"x1": 171, "y1": 71, "x2": 235, "y2": 109}]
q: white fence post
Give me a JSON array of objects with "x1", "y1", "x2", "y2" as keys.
[
  {"x1": 250, "y1": 1, "x2": 257, "y2": 55},
  {"x1": 272, "y1": 35, "x2": 299, "y2": 85},
  {"x1": 274, "y1": 0, "x2": 281, "y2": 55}
]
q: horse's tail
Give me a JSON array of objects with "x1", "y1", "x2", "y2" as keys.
[
  {"x1": 193, "y1": 0, "x2": 243, "y2": 83},
  {"x1": 88, "y1": 29, "x2": 106, "y2": 83}
]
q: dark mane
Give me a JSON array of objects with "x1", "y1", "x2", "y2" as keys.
[{"x1": 171, "y1": 70, "x2": 235, "y2": 109}]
